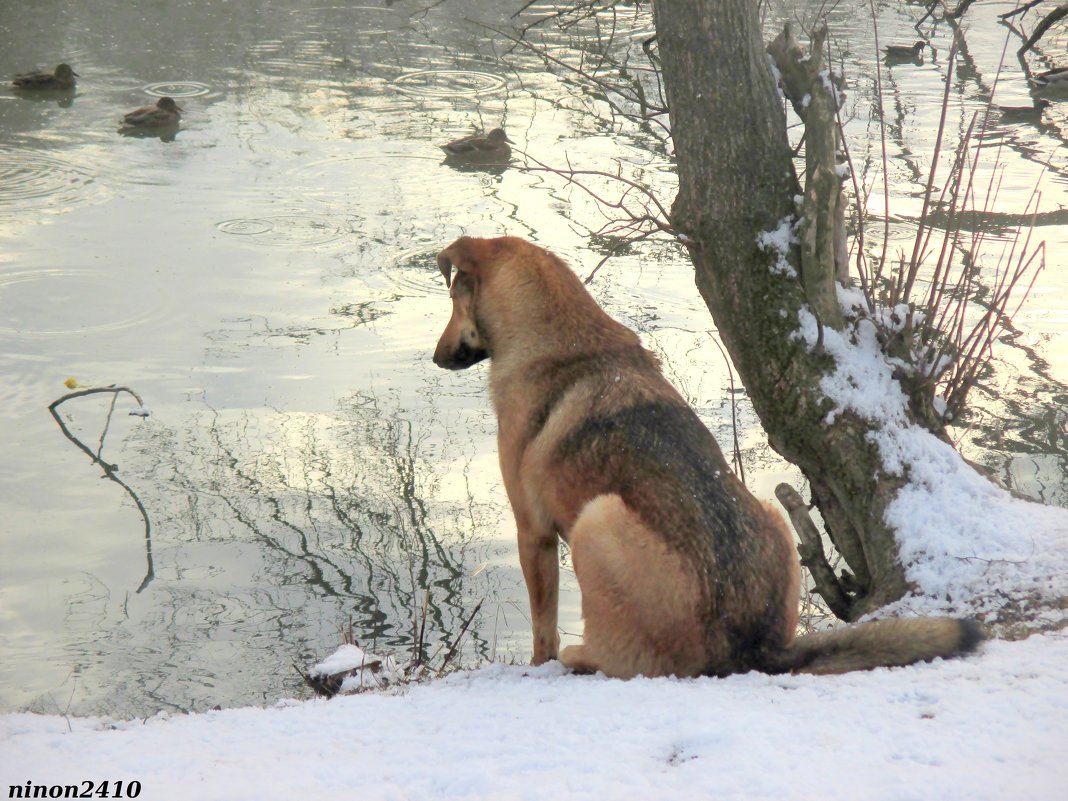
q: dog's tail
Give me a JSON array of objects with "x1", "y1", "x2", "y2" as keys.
[{"x1": 763, "y1": 617, "x2": 984, "y2": 675}]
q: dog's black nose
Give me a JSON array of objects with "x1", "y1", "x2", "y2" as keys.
[{"x1": 434, "y1": 341, "x2": 488, "y2": 370}]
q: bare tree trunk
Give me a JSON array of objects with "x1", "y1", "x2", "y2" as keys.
[{"x1": 653, "y1": 0, "x2": 911, "y2": 618}]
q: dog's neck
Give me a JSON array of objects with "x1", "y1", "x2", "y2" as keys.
[
  {"x1": 491, "y1": 315, "x2": 636, "y2": 368},
  {"x1": 485, "y1": 278, "x2": 637, "y2": 383},
  {"x1": 464, "y1": 246, "x2": 650, "y2": 438}
]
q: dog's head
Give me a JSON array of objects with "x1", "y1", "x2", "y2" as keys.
[{"x1": 432, "y1": 236, "x2": 499, "y2": 370}]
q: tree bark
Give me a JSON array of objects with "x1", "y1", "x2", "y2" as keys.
[{"x1": 653, "y1": 0, "x2": 911, "y2": 618}]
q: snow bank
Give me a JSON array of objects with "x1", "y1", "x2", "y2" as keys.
[
  {"x1": 2, "y1": 632, "x2": 1065, "y2": 801},
  {"x1": 884, "y1": 429, "x2": 1068, "y2": 619},
  {"x1": 794, "y1": 300, "x2": 1068, "y2": 623}
]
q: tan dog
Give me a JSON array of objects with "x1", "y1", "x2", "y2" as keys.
[{"x1": 433, "y1": 235, "x2": 982, "y2": 678}]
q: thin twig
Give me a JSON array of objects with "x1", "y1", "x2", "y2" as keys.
[
  {"x1": 901, "y1": 38, "x2": 960, "y2": 306},
  {"x1": 707, "y1": 332, "x2": 746, "y2": 487},
  {"x1": 867, "y1": 1, "x2": 892, "y2": 297},
  {"x1": 438, "y1": 599, "x2": 485, "y2": 675},
  {"x1": 473, "y1": 16, "x2": 671, "y2": 140},
  {"x1": 583, "y1": 230, "x2": 656, "y2": 284},
  {"x1": 414, "y1": 587, "x2": 431, "y2": 667},
  {"x1": 517, "y1": 150, "x2": 675, "y2": 236}
]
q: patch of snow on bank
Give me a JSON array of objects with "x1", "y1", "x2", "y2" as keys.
[
  {"x1": 310, "y1": 644, "x2": 402, "y2": 692},
  {"x1": 3, "y1": 632, "x2": 1067, "y2": 801},
  {"x1": 881, "y1": 426, "x2": 1068, "y2": 620},
  {"x1": 794, "y1": 301, "x2": 1068, "y2": 618}
]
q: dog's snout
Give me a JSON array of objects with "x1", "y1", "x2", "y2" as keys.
[
  {"x1": 434, "y1": 340, "x2": 487, "y2": 370},
  {"x1": 432, "y1": 345, "x2": 452, "y2": 369}
]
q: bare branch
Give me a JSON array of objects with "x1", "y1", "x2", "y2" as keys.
[
  {"x1": 1018, "y1": 3, "x2": 1068, "y2": 54},
  {"x1": 517, "y1": 149, "x2": 676, "y2": 237},
  {"x1": 999, "y1": 0, "x2": 1046, "y2": 20},
  {"x1": 473, "y1": 14, "x2": 671, "y2": 142}
]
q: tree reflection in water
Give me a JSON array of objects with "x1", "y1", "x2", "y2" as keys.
[{"x1": 47, "y1": 386, "x2": 508, "y2": 718}]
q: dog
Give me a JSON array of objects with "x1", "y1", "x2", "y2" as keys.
[{"x1": 432, "y1": 235, "x2": 982, "y2": 678}]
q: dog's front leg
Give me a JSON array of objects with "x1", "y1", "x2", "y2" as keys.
[{"x1": 517, "y1": 523, "x2": 560, "y2": 664}]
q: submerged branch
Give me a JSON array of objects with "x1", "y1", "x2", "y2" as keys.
[
  {"x1": 999, "y1": 0, "x2": 1046, "y2": 20},
  {"x1": 49, "y1": 386, "x2": 155, "y2": 593},
  {"x1": 437, "y1": 599, "x2": 484, "y2": 675}
]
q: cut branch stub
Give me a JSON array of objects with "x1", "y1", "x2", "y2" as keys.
[
  {"x1": 767, "y1": 23, "x2": 845, "y2": 330},
  {"x1": 775, "y1": 483, "x2": 854, "y2": 620}
]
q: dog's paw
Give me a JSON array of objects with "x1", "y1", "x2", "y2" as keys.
[
  {"x1": 560, "y1": 644, "x2": 599, "y2": 675},
  {"x1": 531, "y1": 632, "x2": 560, "y2": 666}
]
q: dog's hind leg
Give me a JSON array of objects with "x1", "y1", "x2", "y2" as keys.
[{"x1": 560, "y1": 494, "x2": 706, "y2": 678}]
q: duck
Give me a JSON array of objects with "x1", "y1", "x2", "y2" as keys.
[
  {"x1": 883, "y1": 41, "x2": 927, "y2": 61},
  {"x1": 13, "y1": 63, "x2": 78, "y2": 91},
  {"x1": 1033, "y1": 66, "x2": 1068, "y2": 90},
  {"x1": 995, "y1": 99, "x2": 1049, "y2": 122},
  {"x1": 119, "y1": 96, "x2": 182, "y2": 131},
  {"x1": 439, "y1": 128, "x2": 513, "y2": 161}
]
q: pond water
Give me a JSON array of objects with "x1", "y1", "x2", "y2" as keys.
[{"x1": 0, "y1": 0, "x2": 1065, "y2": 717}]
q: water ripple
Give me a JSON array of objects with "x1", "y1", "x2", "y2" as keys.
[
  {"x1": 216, "y1": 215, "x2": 351, "y2": 248},
  {"x1": 141, "y1": 81, "x2": 212, "y2": 98},
  {"x1": 385, "y1": 245, "x2": 449, "y2": 297},
  {"x1": 0, "y1": 147, "x2": 104, "y2": 215},
  {"x1": 392, "y1": 69, "x2": 507, "y2": 98},
  {"x1": 0, "y1": 267, "x2": 168, "y2": 338}
]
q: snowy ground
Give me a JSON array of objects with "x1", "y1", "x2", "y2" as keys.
[{"x1": 2, "y1": 630, "x2": 1066, "y2": 801}]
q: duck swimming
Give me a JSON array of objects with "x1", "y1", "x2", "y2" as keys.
[
  {"x1": 13, "y1": 63, "x2": 78, "y2": 91},
  {"x1": 119, "y1": 96, "x2": 182, "y2": 131},
  {"x1": 883, "y1": 41, "x2": 927, "y2": 61},
  {"x1": 1033, "y1": 66, "x2": 1068, "y2": 89},
  {"x1": 995, "y1": 99, "x2": 1049, "y2": 124},
  {"x1": 439, "y1": 128, "x2": 513, "y2": 161}
]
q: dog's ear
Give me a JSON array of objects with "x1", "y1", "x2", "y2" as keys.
[{"x1": 437, "y1": 236, "x2": 496, "y2": 289}]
